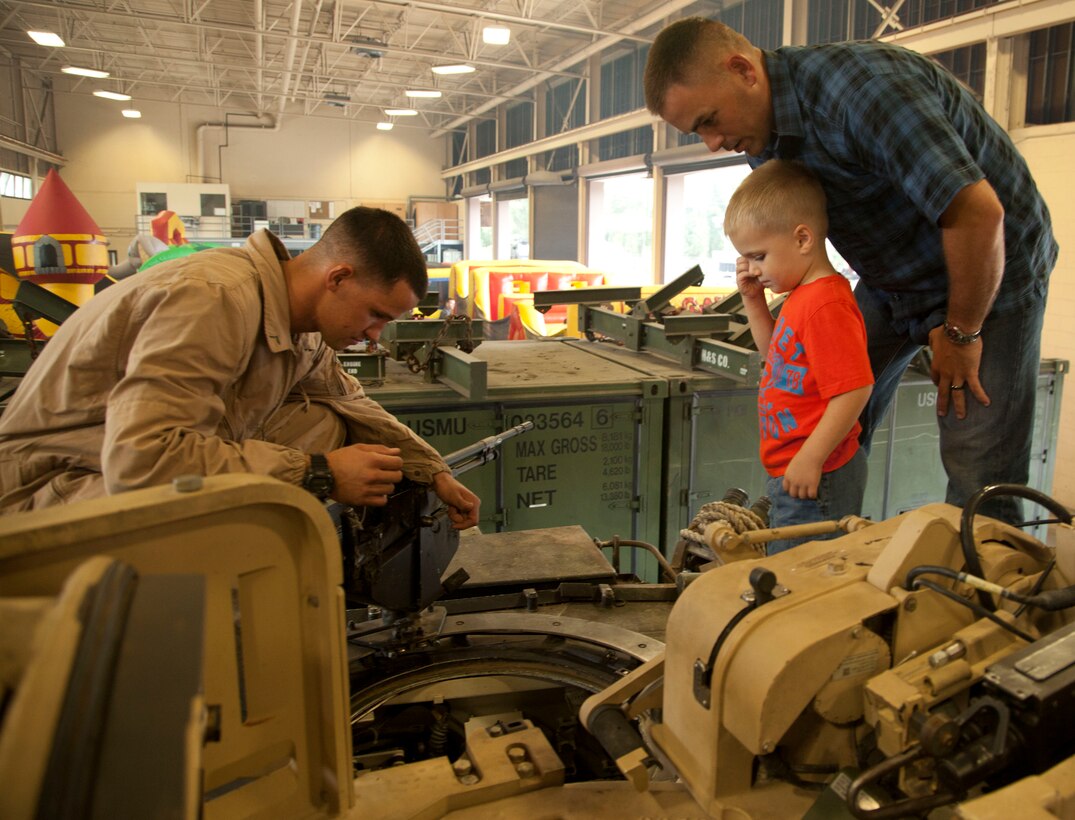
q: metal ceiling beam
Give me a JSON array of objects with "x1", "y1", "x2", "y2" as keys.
[
  {"x1": 432, "y1": 0, "x2": 698, "y2": 136},
  {"x1": 0, "y1": 134, "x2": 66, "y2": 165},
  {"x1": 361, "y1": 0, "x2": 653, "y2": 43},
  {"x1": 11, "y1": 0, "x2": 593, "y2": 76}
]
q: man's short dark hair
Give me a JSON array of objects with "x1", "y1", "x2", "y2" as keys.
[
  {"x1": 315, "y1": 206, "x2": 427, "y2": 297},
  {"x1": 644, "y1": 17, "x2": 752, "y2": 115}
]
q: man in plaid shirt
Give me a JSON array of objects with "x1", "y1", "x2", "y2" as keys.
[{"x1": 645, "y1": 17, "x2": 1057, "y2": 525}]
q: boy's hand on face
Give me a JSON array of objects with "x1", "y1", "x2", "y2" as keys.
[
  {"x1": 735, "y1": 256, "x2": 765, "y2": 301},
  {"x1": 782, "y1": 452, "x2": 822, "y2": 499}
]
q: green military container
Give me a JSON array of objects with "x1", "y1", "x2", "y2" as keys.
[
  {"x1": 360, "y1": 340, "x2": 670, "y2": 564},
  {"x1": 358, "y1": 336, "x2": 1066, "y2": 581},
  {"x1": 685, "y1": 360, "x2": 1066, "y2": 543}
]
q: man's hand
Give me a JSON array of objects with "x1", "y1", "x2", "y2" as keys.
[
  {"x1": 432, "y1": 470, "x2": 481, "y2": 530},
  {"x1": 325, "y1": 443, "x2": 404, "y2": 506},
  {"x1": 782, "y1": 451, "x2": 823, "y2": 500},
  {"x1": 928, "y1": 326, "x2": 990, "y2": 420}
]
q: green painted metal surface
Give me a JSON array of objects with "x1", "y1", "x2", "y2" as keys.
[
  {"x1": 363, "y1": 341, "x2": 668, "y2": 573},
  {"x1": 357, "y1": 338, "x2": 1066, "y2": 581}
]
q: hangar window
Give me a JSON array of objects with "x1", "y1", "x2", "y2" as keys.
[
  {"x1": 588, "y1": 172, "x2": 653, "y2": 283},
  {"x1": 139, "y1": 191, "x2": 167, "y2": 215},
  {"x1": 1026, "y1": 22, "x2": 1075, "y2": 125},
  {"x1": 466, "y1": 195, "x2": 493, "y2": 260},
  {"x1": 597, "y1": 47, "x2": 652, "y2": 161},
  {"x1": 0, "y1": 171, "x2": 32, "y2": 199},
  {"x1": 447, "y1": 130, "x2": 466, "y2": 198},
  {"x1": 496, "y1": 193, "x2": 529, "y2": 260},
  {"x1": 470, "y1": 119, "x2": 496, "y2": 187},
  {"x1": 503, "y1": 101, "x2": 534, "y2": 180},
  {"x1": 931, "y1": 43, "x2": 987, "y2": 101},
  {"x1": 902, "y1": 0, "x2": 1005, "y2": 28},
  {"x1": 807, "y1": 0, "x2": 886, "y2": 43},
  {"x1": 663, "y1": 161, "x2": 751, "y2": 290},
  {"x1": 544, "y1": 77, "x2": 585, "y2": 171},
  {"x1": 718, "y1": 0, "x2": 782, "y2": 49}
]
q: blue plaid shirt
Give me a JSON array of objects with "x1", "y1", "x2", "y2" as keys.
[{"x1": 752, "y1": 42, "x2": 1057, "y2": 337}]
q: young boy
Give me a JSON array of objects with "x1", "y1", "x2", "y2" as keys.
[{"x1": 725, "y1": 160, "x2": 874, "y2": 554}]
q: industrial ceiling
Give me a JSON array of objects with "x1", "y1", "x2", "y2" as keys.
[{"x1": 0, "y1": 0, "x2": 698, "y2": 137}]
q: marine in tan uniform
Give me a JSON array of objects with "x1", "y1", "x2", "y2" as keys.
[{"x1": 0, "y1": 206, "x2": 479, "y2": 528}]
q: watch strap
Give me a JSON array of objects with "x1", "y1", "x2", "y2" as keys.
[
  {"x1": 943, "y1": 321, "x2": 982, "y2": 345},
  {"x1": 302, "y1": 453, "x2": 334, "y2": 500}
]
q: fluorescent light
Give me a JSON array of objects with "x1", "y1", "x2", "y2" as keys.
[
  {"x1": 376, "y1": 122, "x2": 394, "y2": 131},
  {"x1": 431, "y1": 64, "x2": 475, "y2": 75},
  {"x1": 28, "y1": 30, "x2": 65, "y2": 47},
  {"x1": 384, "y1": 108, "x2": 417, "y2": 116},
  {"x1": 405, "y1": 89, "x2": 442, "y2": 98},
  {"x1": 94, "y1": 90, "x2": 132, "y2": 101},
  {"x1": 121, "y1": 109, "x2": 142, "y2": 118},
  {"x1": 62, "y1": 66, "x2": 110, "y2": 79},
  {"x1": 482, "y1": 26, "x2": 510, "y2": 45}
]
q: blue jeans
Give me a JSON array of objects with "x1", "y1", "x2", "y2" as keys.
[
  {"x1": 766, "y1": 447, "x2": 867, "y2": 555},
  {"x1": 855, "y1": 284, "x2": 1046, "y2": 526}
]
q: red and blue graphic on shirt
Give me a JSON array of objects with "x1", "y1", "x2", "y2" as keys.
[{"x1": 756, "y1": 277, "x2": 872, "y2": 476}]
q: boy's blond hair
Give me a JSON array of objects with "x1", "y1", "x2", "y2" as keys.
[{"x1": 724, "y1": 160, "x2": 829, "y2": 239}]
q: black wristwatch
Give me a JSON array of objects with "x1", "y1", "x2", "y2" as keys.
[
  {"x1": 302, "y1": 453, "x2": 335, "y2": 500},
  {"x1": 943, "y1": 321, "x2": 982, "y2": 346}
]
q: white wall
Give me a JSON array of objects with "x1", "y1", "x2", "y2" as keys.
[
  {"x1": 1020, "y1": 124, "x2": 1075, "y2": 508},
  {"x1": 47, "y1": 91, "x2": 445, "y2": 250},
  {"x1": 51, "y1": 94, "x2": 188, "y2": 242},
  {"x1": 212, "y1": 113, "x2": 446, "y2": 204}
]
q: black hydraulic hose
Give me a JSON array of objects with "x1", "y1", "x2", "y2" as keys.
[
  {"x1": 960, "y1": 484, "x2": 1073, "y2": 612},
  {"x1": 910, "y1": 578, "x2": 1036, "y2": 643},
  {"x1": 1015, "y1": 559, "x2": 1057, "y2": 617},
  {"x1": 907, "y1": 563, "x2": 1075, "y2": 619},
  {"x1": 846, "y1": 744, "x2": 962, "y2": 819}
]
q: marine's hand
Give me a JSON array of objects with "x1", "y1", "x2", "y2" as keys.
[
  {"x1": 928, "y1": 326, "x2": 989, "y2": 420},
  {"x1": 735, "y1": 256, "x2": 765, "y2": 301},
  {"x1": 432, "y1": 471, "x2": 481, "y2": 529},
  {"x1": 782, "y1": 453, "x2": 822, "y2": 500},
  {"x1": 325, "y1": 444, "x2": 404, "y2": 506}
]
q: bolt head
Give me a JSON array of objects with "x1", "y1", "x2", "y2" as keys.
[{"x1": 172, "y1": 474, "x2": 204, "y2": 493}]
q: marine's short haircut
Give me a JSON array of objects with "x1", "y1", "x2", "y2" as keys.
[
  {"x1": 724, "y1": 160, "x2": 829, "y2": 238},
  {"x1": 644, "y1": 17, "x2": 753, "y2": 115},
  {"x1": 312, "y1": 206, "x2": 427, "y2": 297}
]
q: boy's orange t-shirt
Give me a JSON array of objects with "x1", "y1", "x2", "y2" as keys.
[{"x1": 757, "y1": 274, "x2": 874, "y2": 477}]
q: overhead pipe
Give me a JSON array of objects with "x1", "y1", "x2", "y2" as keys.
[
  {"x1": 195, "y1": 113, "x2": 278, "y2": 182},
  {"x1": 255, "y1": 0, "x2": 263, "y2": 111},
  {"x1": 278, "y1": 0, "x2": 305, "y2": 115}
]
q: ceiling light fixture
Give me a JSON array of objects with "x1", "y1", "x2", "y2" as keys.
[
  {"x1": 376, "y1": 122, "x2": 394, "y2": 131},
  {"x1": 405, "y1": 89, "x2": 442, "y2": 99},
  {"x1": 28, "y1": 30, "x2": 65, "y2": 47},
  {"x1": 62, "y1": 66, "x2": 110, "y2": 79},
  {"x1": 384, "y1": 108, "x2": 418, "y2": 116},
  {"x1": 323, "y1": 91, "x2": 351, "y2": 108},
  {"x1": 431, "y1": 64, "x2": 475, "y2": 75},
  {"x1": 482, "y1": 26, "x2": 510, "y2": 45},
  {"x1": 94, "y1": 90, "x2": 132, "y2": 101},
  {"x1": 121, "y1": 109, "x2": 142, "y2": 119}
]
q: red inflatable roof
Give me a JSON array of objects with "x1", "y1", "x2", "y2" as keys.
[{"x1": 15, "y1": 169, "x2": 103, "y2": 237}]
